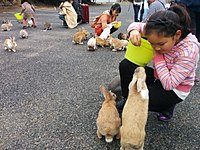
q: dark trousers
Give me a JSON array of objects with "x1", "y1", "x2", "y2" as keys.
[
  {"x1": 133, "y1": 4, "x2": 140, "y2": 22},
  {"x1": 119, "y1": 59, "x2": 183, "y2": 113},
  {"x1": 188, "y1": 9, "x2": 200, "y2": 42},
  {"x1": 72, "y1": 0, "x2": 83, "y2": 22},
  {"x1": 59, "y1": 15, "x2": 67, "y2": 26}
]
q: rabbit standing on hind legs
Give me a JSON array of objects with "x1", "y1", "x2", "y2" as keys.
[
  {"x1": 96, "y1": 85, "x2": 121, "y2": 143},
  {"x1": 120, "y1": 67, "x2": 149, "y2": 150}
]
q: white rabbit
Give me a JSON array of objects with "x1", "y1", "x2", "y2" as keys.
[
  {"x1": 87, "y1": 33, "x2": 97, "y2": 51},
  {"x1": 120, "y1": 39, "x2": 129, "y2": 51},
  {"x1": 4, "y1": 37, "x2": 17, "y2": 52},
  {"x1": 96, "y1": 85, "x2": 121, "y2": 143},
  {"x1": 27, "y1": 19, "x2": 33, "y2": 27},
  {"x1": 1, "y1": 20, "x2": 13, "y2": 31},
  {"x1": 99, "y1": 24, "x2": 112, "y2": 39},
  {"x1": 19, "y1": 29, "x2": 28, "y2": 38},
  {"x1": 120, "y1": 67, "x2": 149, "y2": 150}
]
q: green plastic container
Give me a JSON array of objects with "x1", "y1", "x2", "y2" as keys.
[
  {"x1": 125, "y1": 38, "x2": 154, "y2": 67},
  {"x1": 14, "y1": 13, "x2": 23, "y2": 21}
]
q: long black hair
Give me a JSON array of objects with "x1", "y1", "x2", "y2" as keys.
[{"x1": 144, "y1": 5, "x2": 191, "y2": 39}]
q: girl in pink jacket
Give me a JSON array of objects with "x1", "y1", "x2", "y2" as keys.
[
  {"x1": 118, "y1": 5, "x2": 199, "y2": 122},
  {"x1": 20, "y1": 0, "x2": 36, "y2": 29}
]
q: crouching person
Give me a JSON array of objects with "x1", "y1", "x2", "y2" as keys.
[{"x1": 58, "y1": 0, "x2": 77, "y2": 29}]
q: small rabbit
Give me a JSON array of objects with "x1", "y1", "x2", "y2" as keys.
[
  {"x1": 87, "y1": 33, "x2": 97, "y2": 51},
  {"x1": 96, "y1": 36, "x2": 109, "y2": 48},
  {"x1": 19, "y1": 29, "x2": 28, "y2": 38},
  {"x1": 120, "y1": 39, "x2": 129, "y2": 51},
  {"x1": 108, "y1": 35, "x2": 126, "y2": 52},
  {"x1": 99, "y1": 24, "x2": 112, "y2": 39},
  {"x1": 96, "y1": 85, "x2": 121, "y2": 143},
  {"x1": 4, "y1": 37, "x2": 17, "y2": 52},
  {"x1": 27, "y1": 19, "x2": 33, "y2": 27},
  {"x1": 1, "y1": 20, "x2": 13, "y2": 31},
  {"x1": 2, "y1": 19, "x2": 9, "y2": 24},
  {"x1": 72, "y1": 27, "x2": 90, "y2": 44},
  {"x1": 120, "y1": 67, "x2": 149, "y2": 150},
  {"x1": 44, "y1": 21, "x2": 52, "y2": 30},
  {"x1": 117, "y1": 32, "x2": 128, "y2": 40}
]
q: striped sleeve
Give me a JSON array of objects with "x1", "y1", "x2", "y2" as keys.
[{"x1": 153, "y1": 51, "x2": 197, "y2": 90}]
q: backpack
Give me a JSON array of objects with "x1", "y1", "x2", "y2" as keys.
[
  {"x1": 90, "y1": 13, "x2": 109, "y2": 28},
  {"x1": 90, "y1": 15, "x2": 101, "y2": 28}
]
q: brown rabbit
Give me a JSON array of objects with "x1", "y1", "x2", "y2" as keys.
[
  {"x1": 108, "y1": 35, "x2": 126, "y2": 52},
  {"x1": 96, "y1": 85, "x2": 121, "y2": 143},
  {"x1": 72, "y1": 27, "x2": 90, "y2": 44},
  {"x1": 96, "y1": 36, "x2": 110, "y2": 48},
  {"x1": 120, "y1": 67, "x2": 149, "y2": 150},
  {"x1": 1, "y1": 20, "x2": 13, "y2": 31},
  {"x1": 44, "y1": 21, "x2": 52, "y2": 30},
  {"x1": 117, "y1": 32, "x2": 128, "y2": 40},
  {"x1": 4, "y1": 37, "x2": 17, "y2": 52}
]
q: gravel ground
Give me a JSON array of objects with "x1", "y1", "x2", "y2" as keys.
[{"x1": 0, "y1": 3, "x2": 200, "y2": 150}]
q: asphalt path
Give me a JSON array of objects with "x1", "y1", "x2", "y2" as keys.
[{"x1": 0, "y1": 3, "x2": 199, "y2": 150}]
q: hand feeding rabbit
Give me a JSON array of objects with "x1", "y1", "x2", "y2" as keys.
[
  {"x1": 120, "y1": 67, "x2": 149, "y2": 150},
  {"x1": 72, "y1": 27, "x2": 90, "y2": 44},
  {"x1": 96, "y1": 85, "x2": 121, "y2": 143},
  {"x1": 1, "y1": 20, "x2": 13, "y2": 31},
  {"x1": 4, "y1": 37, "x2": 17, "y2": 52}
]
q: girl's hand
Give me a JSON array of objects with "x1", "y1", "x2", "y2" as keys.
[
  {"x1": 129, "y1": 29, "x2": 141, "y2": 46},
  {"x1": 111, "y1": 21, "x2": 118, "y2": 25}
]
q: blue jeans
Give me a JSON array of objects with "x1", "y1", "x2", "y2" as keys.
[{"x1": 59, "y1": 15, "x2": 67, "y2": 26}]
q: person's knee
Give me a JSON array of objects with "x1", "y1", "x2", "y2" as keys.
[
  {"x1": 59, "y1": 15, "x2": 65, "y2": 21},
  {"x1": 119, "y1": 59, "x2": 128, "y2": 72}
]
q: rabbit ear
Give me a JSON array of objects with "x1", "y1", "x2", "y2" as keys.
[
  {"x1": 99, "y1": 85, "x2": 107, "y2": 98},
  {"x1": 137, "y1": 78, "x2": 144, "y2": 93},
  {"x1": 100, "y1": 85, "x2": 112, "y2": 100},
  {"x1": 12, "y1": 36, "x2": 15, "y2": 41},
  {"x1": 128, "y1": 76, "x2": 137, "y2": 90}
]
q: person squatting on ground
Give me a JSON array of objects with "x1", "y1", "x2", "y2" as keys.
[
  {"x1": 175, "y1": 0, "x2": 200, "y2": 42},
  {"x1": 91, "y1": 3, "x2": 121, "y2": 37},
  {"x1": 118, "y1": 5, "x2": 199, "y2": 122},
  {"x1": 58, "y1": 0, "x2": 77, "y2": 29},
  {"x1": 20, "y1": 0, "x2": 36, "y2": 29}
]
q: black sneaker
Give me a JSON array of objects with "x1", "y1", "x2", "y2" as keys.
[{"x1": 116, "y1": 96, "x2": 127, "y2": 114}]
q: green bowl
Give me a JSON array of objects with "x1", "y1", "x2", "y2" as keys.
[
  {"x1": 125, "y1": 38, "x2": 153, "y2": 67},
  {"x1": 14, "y1": 13, "x2": 23, "y2": 21}
]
